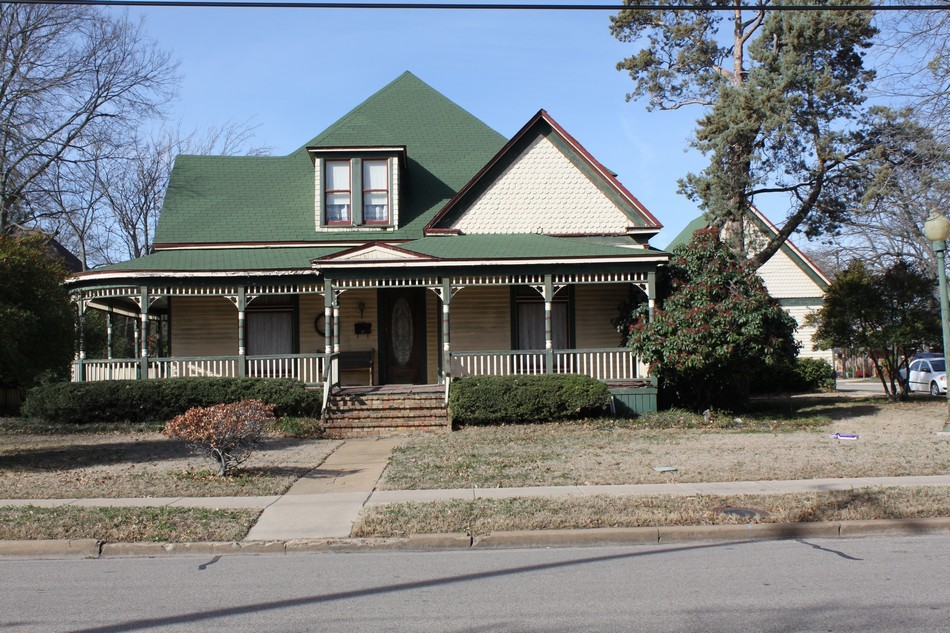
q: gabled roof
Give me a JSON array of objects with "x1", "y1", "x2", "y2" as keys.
[
  {"x1": 426, "y1": 110, "x2": 661, "y2": 237},
  {"x1": 154, "y1": 72, "x2": 506, "y2": 247},
  {"x1": 666, "y1": 208, "x2": 830, "y2": 290}
]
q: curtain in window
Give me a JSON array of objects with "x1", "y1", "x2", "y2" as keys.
[
  {"x1": 362, "y1": 160, "x2": 389, "y2": 223},
  {"x1": 325, "y1": 161, "x2": 351, "y2": 223},
  {"x1": 517, "y1": 302, "x2": 568, "y2": 350},
  {"x1": 247, "y1": 312, "x2": 293, "y2": 356}
]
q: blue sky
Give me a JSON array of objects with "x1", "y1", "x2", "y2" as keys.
[{"x1": 122, "y1": 5, "x2": 734, "y2": 247}]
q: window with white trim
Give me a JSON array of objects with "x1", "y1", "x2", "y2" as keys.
[
  {"x1": 324, "y1": 160, "x2": 351, "y2": 224},
  {"x1": 362, "y1": 159, "x2": 389, "y2": 224}
]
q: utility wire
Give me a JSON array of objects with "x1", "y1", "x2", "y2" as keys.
[{"x1": 3, "y1": 0, "x2": 948, "y2": 12}]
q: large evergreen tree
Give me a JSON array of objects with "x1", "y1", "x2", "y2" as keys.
[
  {"x1": 611, "y1": 0, "x2": 879, "y2": 267},
  {"x1": 0, "y1": 234, "x2": 74, "y2": 388},
  {"x1": 618, "y1": 228, "x2": 798, "y2": 411}
]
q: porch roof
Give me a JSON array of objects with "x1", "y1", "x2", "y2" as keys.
[
  {"x1": 402, "y1": 234, "x2": 664, "y2": 260},
  {"x1": 73, "y1": 246, "x2": 344, "y2": 277}
]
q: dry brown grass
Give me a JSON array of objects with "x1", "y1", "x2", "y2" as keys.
[
  {"x1": 353, "y1": 486, "x2": 950, "y2": 537},
  {"x1": 380, "y1": 396, "x2": 950, "y2": 490},
  {"x1": 0, "y1": 506, "x2": 259, "y2": 541},
  {"x1": 0, "y1": 432, "x2": 340, "y2": 499}
]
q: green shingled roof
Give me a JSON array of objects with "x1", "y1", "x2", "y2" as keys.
[
  {"x1": 90, "y1": 247, "x2": 343, "y2": 273},
  {"x1": 665, "y1": 215, "x2": 709, "y2": 251},
  {"x1": 403, "y1": 234, "x2": 663, "y2": 260},
  {"x1": 155, "y1": 72, "x2": 506, "y2": 246}
]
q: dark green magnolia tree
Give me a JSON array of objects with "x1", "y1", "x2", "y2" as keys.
[
  {"x1": 611, "y1": 0, "x2": 879, "y2": 267},
  {"x1": 808, "y1": 260, "x2": 940, "y2": 401},
  {"x1": 617, "y1": 228, "x2": 798, "y2": 411},
  {"x1": 0, "y1": 235, "x2": 75, "y2": 388}
]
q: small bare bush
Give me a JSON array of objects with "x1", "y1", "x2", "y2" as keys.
[{"x1": 164, "y1": 400, "x2": 275, "y2": 476}]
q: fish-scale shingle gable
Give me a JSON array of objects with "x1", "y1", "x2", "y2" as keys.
[{"x1": 426, "y1": 111, "x2": 661, "y2": 240}]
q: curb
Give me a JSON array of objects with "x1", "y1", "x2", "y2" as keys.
[{"x1": 2, "y1": 518, "x2": 949, "y2": 559}]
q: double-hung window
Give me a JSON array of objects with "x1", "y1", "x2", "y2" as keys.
[
  {"x1": 362, "y1": 159, "x2": 389, "y2": 224},
  {"x1": 325, "y1": 160, "x2": 351, "y2": 224}
]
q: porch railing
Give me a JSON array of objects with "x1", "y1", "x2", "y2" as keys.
[
  {"x1": 450, "y1": 348, "x2": 643, "y2": 382},
  {"x1": 74, "y1": 353, "x2": 326, "y2": 386}
]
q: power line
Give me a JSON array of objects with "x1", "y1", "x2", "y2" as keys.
[{"x1": 3, "y1": 0, "x2": 948, "y2": 12}]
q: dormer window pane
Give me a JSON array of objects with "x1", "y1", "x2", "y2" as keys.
[
  {"x1": 362, "y1": 159, "x2": 389, "y2": 224},
  {"x1": 325, "y1": 160, "x2": 351, "y2": 224},
  {"x1": 326, "y1": 193, "x2": 350, "y2": 223}
]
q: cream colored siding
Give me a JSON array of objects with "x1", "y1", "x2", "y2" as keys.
[
  {"x1": 757, "y1": 245, "x2": 824, "y2": 299},
  {"x1": 336, "y1": 289, "x2": 377, "y2": 385},
  {"x1": 449, "y1": 286, "x2": 511, "y2": 351},
  {"x1": 785, "y1": 304, "x2": 834, "y2": 363},
  {"x1": 171, "y1": 297, "x2": 237, "y2": 357},
  {"x1": 574, "y1": 284, "x2": 627, "y2": 349},
  {"x1": 449, "y1": 135, "x2": 632, "y2": 235},
  {"x1": 298, "y1": 294, "x2": 326, "y2": 355}
]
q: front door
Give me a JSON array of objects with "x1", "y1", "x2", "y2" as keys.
[{"x1": 379, "y1": 288, "x2": 426, "y2": 384}]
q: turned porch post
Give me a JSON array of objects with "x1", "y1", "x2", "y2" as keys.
[
  {"x1": 139, "y1": 286, "x2": 149, "y2": 379},
  {"x1": 237, "y1": 287, "x2": 247, "y2": 377},
  {"x1": 544, "y1": 275, "x2": 554, "y2": 374},
  {"x1": 441, "y1": 278, "x2": 452, "y2": 384}
]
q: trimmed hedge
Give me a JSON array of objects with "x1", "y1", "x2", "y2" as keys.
[
  {"x1": 449, "y1": 375, "x2": 612, "y2": 425},
  {"x1": 21, "y1": 378, "x2": 323, "y2": 424},
  {"x1": 751, "y1": 357, "x2": 836, "y2": 394}
]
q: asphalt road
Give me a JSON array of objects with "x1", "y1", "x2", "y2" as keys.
[{"x1": 1, "y1": 535, "x2": 948, "y2": 632}]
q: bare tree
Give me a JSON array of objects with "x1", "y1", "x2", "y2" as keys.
[
  {"x1": 0, "y1": 4, "x2": 177, "y2": 233},
  {"x1": 98, "y1": 121, "x2": 270, "y2": 262},
  {"x1": 802, "y1": 111, "x2": 949, "y2": 281},
  {"x1": 874, "y1": 3, "x2": 949, "y2": 141}
]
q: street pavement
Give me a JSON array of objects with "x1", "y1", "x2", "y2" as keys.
[{"x1": 1, "y1": 535, "x2": 948, "y2": 632}]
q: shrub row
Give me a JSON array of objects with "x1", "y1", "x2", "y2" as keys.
[
  {"x1": 449, "y1": 374, "x2": 612, "y2": 425},
  {"x1": 21, "y1": 378, "x2": 323, "y2": 424},
  {"x1": 751, "y1": 357, "x2": 836, "y2": 395}
]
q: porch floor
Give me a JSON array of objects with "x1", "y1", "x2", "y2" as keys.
[{"x1": 335, "y1": 384, "x2": 443, "y2": 396}]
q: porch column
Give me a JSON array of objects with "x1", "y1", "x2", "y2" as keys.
[
  {"x1": 139, "y1": 286, "x2": 149, "y2": 379},
  {"x1": 106, "y1": 310, "x2": 113, "y2": 381},
  {"x1": 441, "y1": 279, "x2": 451, "y2": 384},
  {"x1": 237, "y1": 287, "x2": 247, "y2": 378},
  {"x1": 647, "y1": 271, "x2": 656, "y2": 322},
  {"x1": 106, "y1": 311, "x2": 113, "y2": 360},
  {"x1": 332, "y1": 296, "x2": 341, "y2": 355},
  {"x1": 323, "y1": 281, "x2": 334, "y2": 358},
  {"x1": 544, "y1": 275, "x2": 554, "y2": 374},
  {"x1": 74, "y1": 299, "x2": 85, "y2": 382}
]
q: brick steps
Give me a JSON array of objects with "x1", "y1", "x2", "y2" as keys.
[{"x1": 322, "y1": 390, "x2": 450, "y2": 438}]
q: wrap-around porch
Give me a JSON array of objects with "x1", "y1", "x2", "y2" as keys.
[{"x1": 70, "y1": 268, "x2": 657, "y2": 399}]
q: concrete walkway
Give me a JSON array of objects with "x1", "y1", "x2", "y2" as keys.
[{"x1": 244, "y1": 436, "x2": 404, "y2": 540}]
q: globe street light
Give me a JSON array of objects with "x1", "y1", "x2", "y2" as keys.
[{"x1": 923, "y1": 210, "x2": 950, "y2": 431}]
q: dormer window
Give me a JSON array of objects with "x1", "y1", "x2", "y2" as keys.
[
  {"x1": 325, "y1": 160, "x2": 352, "y2": 224},
  {"x1": 362, "y1": 160, "x2": 389, "y2": 224},
  {"x1": 310, "y1": 147, "x2": 404, "y2": 231}
]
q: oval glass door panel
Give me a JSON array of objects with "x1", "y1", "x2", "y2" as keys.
[{"x1": 391, "y1": 297, "x2": 413, "y2": 366}]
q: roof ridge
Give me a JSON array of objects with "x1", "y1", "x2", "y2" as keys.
[{"x1": 297, "y1": 71, "x2": 421, "y2": 151}]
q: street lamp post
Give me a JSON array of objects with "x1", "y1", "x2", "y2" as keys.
[{"x1": 923, "y1": 211, "x2": 950, "y2": 432}]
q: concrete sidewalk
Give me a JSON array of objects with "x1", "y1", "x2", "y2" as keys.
[{"x1": 3, "y1": 454, "x2": 949, "y2": 540}]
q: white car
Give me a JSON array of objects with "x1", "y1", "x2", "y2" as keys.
[{"x1": 906, "y1": 358, "x2": 947, "y2": 396}]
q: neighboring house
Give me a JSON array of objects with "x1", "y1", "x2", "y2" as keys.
[
  {"x1": 667, "y1": 208, "x2": 834, "y2": 364},
  {"x1": 66, "y1": 72, "x2": 667, "y2": 417}
]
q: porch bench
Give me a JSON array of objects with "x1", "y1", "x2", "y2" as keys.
[{"x1": 340, "y1": 349, "x2": 375, "y2": 386}]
